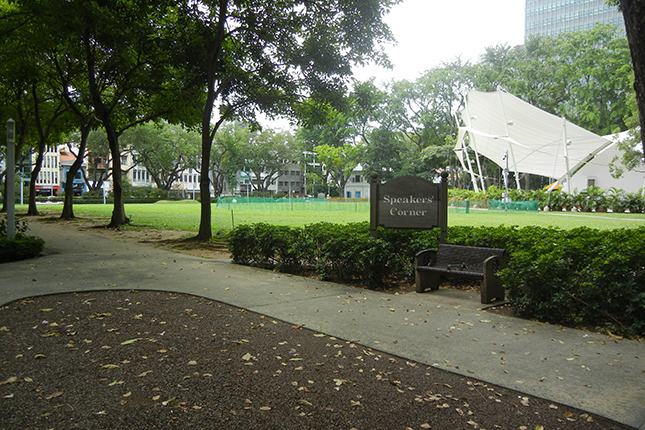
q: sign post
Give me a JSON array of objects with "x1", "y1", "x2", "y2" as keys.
[
  {"x1": 6, "y1": 119, "x2": 16, "y2": 239},
  {"x1": 370, "y1": 171, "x2": 448, "y2": 242}
]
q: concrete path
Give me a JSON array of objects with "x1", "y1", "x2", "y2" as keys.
[{"x1": 1, "y1": 222, "x2": 644, "y2": 429}]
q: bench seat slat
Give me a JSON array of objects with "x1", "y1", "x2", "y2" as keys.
[{"x1": 417, "y1": 266, "x2": 483, "y2": 278}]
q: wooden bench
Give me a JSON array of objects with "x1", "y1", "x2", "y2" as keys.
[{"x1": 415, "y1": 244, "x2": 507, "y2": 304}]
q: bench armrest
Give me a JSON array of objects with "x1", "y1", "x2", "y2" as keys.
[
  {"x1": 415, "y1": 249, "x2": 437, "y2": 267},
  {"x1": 483, "y1": 254, "x2": 507, "y2": 274}
]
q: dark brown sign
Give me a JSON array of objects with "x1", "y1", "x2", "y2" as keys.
[{"x1": 370, "y1": 173, "x2": 448, "y2": 241}]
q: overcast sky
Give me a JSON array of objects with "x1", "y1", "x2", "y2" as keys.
[{"x1": 353, "y1": 0, "x2": 526, "y2": 83}]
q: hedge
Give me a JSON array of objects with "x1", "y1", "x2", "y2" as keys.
[
  {"x1": 0, "y1": 235, "x2": 45, "y2": 263},
  {"x1": 228, "y1": 222, "x2": 645, "y2": 336}
]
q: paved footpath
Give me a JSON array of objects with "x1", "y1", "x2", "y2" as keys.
[{"x1": 1, "y1": 222, "x2": 644, "y2": 429}]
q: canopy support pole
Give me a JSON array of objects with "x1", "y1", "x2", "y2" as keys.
[
  {"x1": 562, "y1": 117, "x2": 572, "y2": 194},
  {"x1": 497, "y1": 90, "x2": 522, "y2": 190},
  {"x1": 464, "y1": 102, "x2": 486, "y2": 192}
]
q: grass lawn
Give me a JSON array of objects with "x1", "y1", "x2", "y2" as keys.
[{"x1": 21, "y1": 200, "x2": 645, "y2": 233}]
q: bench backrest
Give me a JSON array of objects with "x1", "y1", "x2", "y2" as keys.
[{"x1": 435, "y1": 244, "x2": 505, "y2": 272}]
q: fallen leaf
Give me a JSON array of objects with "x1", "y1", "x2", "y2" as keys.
[
  {"x1": 0, "y1": 377, "x2": 18, "y2": 385},
  {"x1": 138, "y1": 371, "x2": 153, "y2": 377},
  {"x1": 187, "y1": 360, "x2": 198, "y2": 366},
  {"x1": 121, "y1": 339, "x2": 139, "y2": 345},
  {"x1": 45, "y1": 391, "x2": 63, "y2": 400},
  {"x1": 101, "y1": 364, "x2": 120, "y2": 369},
  {"x1": 123, "y1": 391, "x2": 132, "y2": 397},
  {"x1": 259, "y1": 406, "x2": 271, "y2": 411}
]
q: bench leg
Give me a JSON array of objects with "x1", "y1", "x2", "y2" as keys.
[
  {"x1": 481, "y1": 276, "x2": 505, "y2": 304},
  {"x1": 416, "y1": 270, "x2": 441, "y2": 293},
  {"x1": 481, "y1": 255, "x2": 506, "y2": 304}
]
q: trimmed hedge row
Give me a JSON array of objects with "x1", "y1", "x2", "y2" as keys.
[
  {"x1": 0, "y1": 235, "x2": 45, "y2": 263},
  {"x1": 228, "y1": 222, "x2": 645, "y2": 336},
  {"x1": 0, "y1": 217, "x2": 45, "y2": 263}
]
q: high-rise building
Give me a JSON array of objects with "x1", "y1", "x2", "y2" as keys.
[{"x1": 525, "y1": 0, "x2": 624, "y2": 38}]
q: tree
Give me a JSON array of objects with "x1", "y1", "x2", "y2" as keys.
[
  {"x1": 474, "y1": 24, "x2": 633, "y2": 136},
  {"x1": 612, "y1": 0, "x2": 645, "y2": 157},
  {"x1": 383, "y1": 59, "x2": 474, "y2": 180},
  {"x1": 315, "y1": 143, "x2": 365, "y2": 197},
  {"x1": 11, "y1": 0, "x2": 180, "y2": 227},
  {"x1": 237, "y1": 128, "x2": 297, "y2": 192},
  {"x1": 83, "y1": 131, "x2": 112, "y2": 194},
  {"x1": 209, "y1": 122, "x2": 246, "y2": 197},
  {"x1": 171, "y1": 0, "x2": 397, "y2": 241},
  {"x1": 121, "y1": 122, "x2": 200, "y2": 191}
]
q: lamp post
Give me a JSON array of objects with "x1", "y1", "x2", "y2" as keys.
[{"x1": 6, "y1": 119, "x2": 16, "y2": 239}]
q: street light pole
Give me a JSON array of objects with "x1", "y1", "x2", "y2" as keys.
[{"x1": 6, "y1": 119, "x2": 16, "y2": 239}]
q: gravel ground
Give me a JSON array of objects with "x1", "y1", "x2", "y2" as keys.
[{"x1": 0, "y1": 289, "x2": 632, "y2": 430}]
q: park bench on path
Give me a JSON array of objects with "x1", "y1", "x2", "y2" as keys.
[{"x1": 415, "y1": 244, "x2": 507, "y2": 304}]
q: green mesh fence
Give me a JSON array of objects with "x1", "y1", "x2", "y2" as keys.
[
  {"x1": 488, "y1": 200, "x2": 539, "y2": 212},
  {"x1": 448, "y1": 199, "x2": 490, "y2": 213},
  {"x1": 216, "y1": 196, "x2": 370, "y2": 213},
  {"x1": 216, "y1": 196, "x2": 537, "y2": 213}
]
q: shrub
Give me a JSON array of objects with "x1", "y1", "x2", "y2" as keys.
[
  {"x1": 228, "y1": 222, "x2": 645, "y2": 335},
  {"x1": 0, "y1": 217, "x2": 45, "y2": 263},
  {"x1": 0, "y1": 235, "x2": 45, "y2": 263}
]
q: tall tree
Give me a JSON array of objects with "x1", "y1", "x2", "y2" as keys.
[
  {"x1": 315, "y1": 143, "x2": 365, "y2": 196},
  {"x1": 13, "y1": 0, "x2": 179, "y2": 227},
  {"x1": 121, "y1": 122, "x2": 200, "y2": 191},
  {"x1": 475, "y1": 24, "x2": 633, "y2": 136},
  {"x1": 384, "y1": 59, "x2": 474, "y2": 180},
  {"x1": 171, "y1": 0, "x2": 397, "y2": 241},
  {"x1": 209, "y1": 122, "x2": 246, "y2": 197},
  {"x1": 612, "y1": 0, "x2": 645, "y2": 157},
  {"x1": 237, "y1": 128, "x2": 296, "y2": 192}
]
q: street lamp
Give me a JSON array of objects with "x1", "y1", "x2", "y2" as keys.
[{"x1": 6, "y1": 119, "x2": 16, "y2": 239}]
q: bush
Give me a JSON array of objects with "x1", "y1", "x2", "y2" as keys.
[
  {"x1": 500, "y1": 227, "x2": 645, "y2": 336},
  {"x1": 228, "y1": 222, "x2": 645, "y2": 336},
  {"x1": 0, "y1": 217, "x2": 45, "y2": 263},
  {"x1": 0, "y1": 235, "x2": 45, "y2": 263}
]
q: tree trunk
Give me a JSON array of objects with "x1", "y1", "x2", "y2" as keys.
[
  {"x1": 106, "y1": 123, "x2": 129, "y2": 228},
  {"x1": 196, "y1": 129, "x2": 212, "y2": 242},
  {"x1": 620, "y1": 0, "x2": 645, "y2": 157},
  {"x1": 60, "y1": 126, "x2": 90, "y2": 220},
  {"x1": 27, "y1": 143, "x2": 45, "y2": 216}
]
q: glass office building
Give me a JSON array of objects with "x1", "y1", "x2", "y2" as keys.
[{"x1": 525, "y1": 0, "x2": 624, "y2": 38}]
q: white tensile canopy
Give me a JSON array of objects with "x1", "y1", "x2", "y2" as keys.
[{"x1": 454, "y1": 89, "x2": 612, "y2": 192}]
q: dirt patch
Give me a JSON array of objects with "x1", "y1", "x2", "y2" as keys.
[{"x1": 35, "y1": 215, "x2": 231, "y2": 260}]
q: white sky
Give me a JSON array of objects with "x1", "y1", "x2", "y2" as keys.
[
  {"x1": 265, "y1": 1, "x2": 526, "y2": 129},
  {"x1": 353, "y1": 0, "x2": 526, "y2": 83}
]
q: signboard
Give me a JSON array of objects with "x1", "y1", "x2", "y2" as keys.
[{"x1": 370, "y1": 173, "x2": 448, "y2": 241}]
